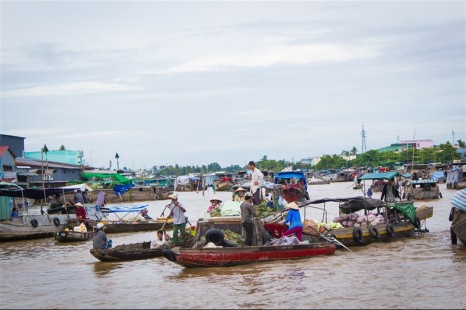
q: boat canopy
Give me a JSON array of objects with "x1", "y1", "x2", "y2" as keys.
[
  {"x1": 0, "y1": 186, "x2": 80, "y2": 199},
  {"x1": 100, "y1": 205, "x2": 149, "y2": 213},
  {"x1": 301, "y1": 196, "x2": 383, "y2": 212},
  {"x1": 357, "y1": 171, "x2": 400, "y2": 183}
]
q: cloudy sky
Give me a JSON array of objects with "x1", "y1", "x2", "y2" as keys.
[{"x1": 1, "y1": 0, "x2": 465, "y2": 170}]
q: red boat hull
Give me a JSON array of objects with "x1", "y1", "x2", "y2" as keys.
[{"x1": 163, "y1": 242, "x2": 336, "y2": 268}]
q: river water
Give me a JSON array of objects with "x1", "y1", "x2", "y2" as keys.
[{"x1": 1, "y1": 182, "x2": 464, "y2": 309}]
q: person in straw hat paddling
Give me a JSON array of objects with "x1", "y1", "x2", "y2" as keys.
[{"x1": 167, "y1": 193, "x2": 187, "y2": 245}]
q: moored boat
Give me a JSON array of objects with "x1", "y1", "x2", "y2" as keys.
[
  {"x1": 55, "y1": 230, "x2": 94, "y2": 242},
  {"x1": 449, "y1": 188, "x2": 466, "y2": 246}
]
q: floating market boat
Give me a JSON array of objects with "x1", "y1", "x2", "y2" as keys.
[
  {"x1": 274, "y1": 171, "x2": 310, "y2": 202},
  {"x1": 90, "y1": 233, "x2": 196, "y2": 262},
  {"x1": 162, "y1": 216, "x2": 336, "y2": 268},
  {"x1": 0, "y1": 183, "x2": 94, "y2": 242},
  {"x1": 277, "y1": 196, "x2": 433, "y2": 248},
  {"x1": 449, "y1": 188, "x2": 466, "y2": 246},
  {"x1": 55, "y1": 230, "x2": 94, "y2": 242},
  {"x1": 90, "y1": 241, "x2": 166, "y2": 262}
]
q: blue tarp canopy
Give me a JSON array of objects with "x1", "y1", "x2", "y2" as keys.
[
  {"x1": 274, "y1": 171, "x2": 308, "y2": 190},
  {"x1": 357, "y1": 171, "x2": 400, "y2": 183},
  {"x1": 452, "y1": 189, "x2": 466, "y2": 212},
  {"x1": 100, "y1": 205, "x2": 149, "y2": 213}
]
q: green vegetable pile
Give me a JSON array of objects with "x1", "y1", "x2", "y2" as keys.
[{"x1": 223, "y1": 229, "x2": 245, "y2": 245}]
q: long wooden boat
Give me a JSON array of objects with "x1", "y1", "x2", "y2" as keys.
[
  {"x1": 294, "y1": 197, "x2": 433, "y2": 248},
  {"x1": 163, "y1": 242, "x2": 336, "y2": 268},
  {"x1": 55, "y1": 230, "x2": 94, "y2": 242},
  {"x1": 162, "y1": 216, "x2": 336, "y2": 268},
  {"x1": 90, "y1": 233, "x2": 196, "y2": 262},
  {"x1": 90, "y1": 242, "x2": 163, "y2": 262}
]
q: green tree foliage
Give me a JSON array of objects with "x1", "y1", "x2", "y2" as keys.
[{"x1": 59, "y1": 145, "x2": 66, "y2": 151}]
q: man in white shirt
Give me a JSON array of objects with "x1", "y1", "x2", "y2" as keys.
[
  {"x1": 248, "y1": 161, "x2": 264, "y2": 205},
  {"x1": 150, "y1": 230, "x2": 171, "y2": 249}
]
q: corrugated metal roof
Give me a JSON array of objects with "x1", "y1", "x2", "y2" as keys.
[{"x1": 15, "y1": 157, "x2": 85, "y2": 170}]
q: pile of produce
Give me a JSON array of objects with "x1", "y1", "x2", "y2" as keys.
[
  {"x1": 254, "y1": 202, "x2": 275, "y2": 218},
  {"x1": 209, "y1": 207, "x2": 222, "y2": 217},
  {"x1": 333, "y1": 212, "x2": 385, "y2": 228},
  {"x1": 223, "y1": 229, "x2": 245, "y2": 245},
  {"x1": 303, "y1": 219, "x2": 343, "y2": 235}
]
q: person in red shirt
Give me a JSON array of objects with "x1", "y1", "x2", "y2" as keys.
[{"x1": 75, "y1": 202, "x2": 88, "y2": 224}]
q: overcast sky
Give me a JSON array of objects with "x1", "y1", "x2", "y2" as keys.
[{"x1": 1, "y1": 0, "x2": 465, "y2": 170}]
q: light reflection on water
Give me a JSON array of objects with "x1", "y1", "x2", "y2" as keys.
[{"x1": 0, "y1": 182, "x2": 465, "y2": 309}]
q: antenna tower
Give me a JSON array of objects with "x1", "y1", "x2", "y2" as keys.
[{"x1": 361, "y1": 125, "x2": 367, "y2": 153}]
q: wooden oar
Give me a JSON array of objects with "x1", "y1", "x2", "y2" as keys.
[
  {"x1": 160, "y1": 204, "x2": 169, "y2": 217},
  {"x1": 307, "y1": 224, "x2": 352, "y2": 252}
]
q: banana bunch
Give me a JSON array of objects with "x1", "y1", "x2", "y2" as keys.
[{"x1": 224, "y1": 229, "x2": 245, "y2": 244}]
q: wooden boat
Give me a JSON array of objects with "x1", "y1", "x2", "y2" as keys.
[
  {"x1": 0, "y1": 184, "x2": 93, "y2": 241},
  {"x1": 403, "y1": 179, "x2": 442, "y2": 200},
  {"x1": 274, "y1": 171, "x2": 310, "y2": 202},
  {"x1": 446, "y1": 162, "x2": 466, "y2": 190},
  {"x1": 163, "y1": 242, "x2": 336, "y2": 268},
  {"x1": 450, "y1": 188, "x2": 466, "y2": 246},
  {"x1": 294, "y1": 197, "x2": 433, "y2": 248},
  {"x1": 55, "y1": 230, "x2": 94, "y2": 242},
  {"x1": 90, "y1": 233, "x2": 196, "y2": 262},
  {"x1": 162, "y1": 216, "x2": 336, "y2": 268},
  {"x1": 90, "y1": 242, "x2": 163, "y2": 262}
]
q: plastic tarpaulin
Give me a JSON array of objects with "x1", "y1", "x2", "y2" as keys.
[
  {"x1": 220, "y1": 201, "x2": 241, "y2": 216},
  {"x1": 452, "y1": 188, "x2": 466, "y2": 212},
  {"x1": 60, "y1": 183, "x2": 93, "y2": 192},
  {"x1": 101, "y1": 205, "x2": 149, "y2": 213},
  {"x1": 387, "y1": 202, "x2": 416, "y2": 223}
]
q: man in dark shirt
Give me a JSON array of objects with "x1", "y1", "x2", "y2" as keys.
[
  {"x1": 240, "y1": 192, "x2": 257, "y2": 246},
  {"x1": 92, "y1": 223, "x2": 108, "y2": 251}
]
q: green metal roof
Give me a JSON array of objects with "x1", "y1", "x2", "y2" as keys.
[{"x1": 357, "y1": 171, "x2": 400, "y2": 183}]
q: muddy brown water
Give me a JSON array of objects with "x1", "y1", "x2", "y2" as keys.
[{"x1": 1, "y1": 182, "x2": 464, "y2": 309}]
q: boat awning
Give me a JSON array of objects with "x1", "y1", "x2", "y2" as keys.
[
  {"x1": 100, "y1": 205, "x2": 149, "y2": 213},
  {"x1": 357, "y1": 171, "x2": 400, "y2": 183},
  {"x1": 300, "y1": 196, "x2": 383, "y2": 211}
]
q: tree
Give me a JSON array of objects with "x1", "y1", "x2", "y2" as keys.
[
  {"x1": 115, "y1": 152, "x2": 120, "y2": 170},
  {"x1": 59, "y1": 145, "x2": 66, "y2": 151},
  {"x1": 458, "y1": 139, "x2": 465, "y2": 147}
]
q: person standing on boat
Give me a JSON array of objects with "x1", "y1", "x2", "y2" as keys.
[
  {"x1": 280, "y1": 202, "x2": 303, "y2": 241},
  {"x1": 95, "y1": 191, "x2": 107, "y2": 211},
  {"x1": 49, "y1": 193, "x2": 63, "y2": 208},
  {"x1": 248, "y1": 161, "x2": 264, "y2": 205},
  {"x1": 167, "y1": 193, "x2": 187, "y2": 245},
  {"x1": 73, "y1": 189, "x2": 84, "y2": 204},
  {"x1": 240, "y1": 192, "x2": 257, "y2": 246},
  {"x1": 381, "y1": 179, "x2": 400, "y2": 202}
]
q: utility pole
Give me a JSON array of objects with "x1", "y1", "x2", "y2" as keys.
[
  {"x1": 361, "y1": 125, "x2": 367, "y2": 154},
  {"x1": 115, "y1": 152, "x2": 120, "y2": 171}
]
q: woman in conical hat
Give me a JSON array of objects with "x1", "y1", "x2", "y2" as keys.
[{"x1": 233, "y1": 187, "x2": 246, "y2": 202}]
